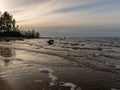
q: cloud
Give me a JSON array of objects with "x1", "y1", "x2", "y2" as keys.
[
  {"x1": 1, "y1": 0, "x2": 51, "y2": 9},
  {"x1": 50, "y1": 0, "x2": 120, "y2": 14},
  {"x1": 1, "y1": 0, "x2": 120, "y2": 31}
]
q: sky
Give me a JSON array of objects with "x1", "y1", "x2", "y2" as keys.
[{"x1": 0, "y1": 0, "x2": 120, "y2": 37}]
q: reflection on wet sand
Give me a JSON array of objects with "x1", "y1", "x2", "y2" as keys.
[
  {"x1": 0, "y1": 46, "x2": 14, "y2": 57},
  {"x1": 0, "y1": 78, "x2": 13, "y2": 90},
  {"x1": 0, "y1": 46, "x2": 15, "y2": 66},
  {"x1": 0, "y1": 46, "x2": 14, "y2": 90}
]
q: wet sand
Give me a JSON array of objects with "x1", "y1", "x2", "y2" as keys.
[
  {"x1": 0, "y1": 38, "x2": 120, "y2": 90},
  {"x1": 0, "y1": 78, "x2": 13, "y2": 90}
]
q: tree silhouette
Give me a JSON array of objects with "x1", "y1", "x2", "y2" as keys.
[
  {"x1": 0, "y1": 11, "x2": 40, "y2": 38},
  {"x1": 0, "y1": 11, "x2": 17, "y2": 32}
]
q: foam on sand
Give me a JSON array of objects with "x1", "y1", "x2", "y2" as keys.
[
  {"x1": 39, "y1": 68, "x2": 58, "y2": 86},
  {"x1": 39, "y1": 68, "x2": 82, "y2": 88},
  {"x1": 39, "y1": 68, "x2": 54, "y2": 73},
  {"x1": 61, "y1": 83, "x2": 76, "y2": 90},
  {"x1": 49, "y1": 75, "x2": 58, "y2": 86},
  {"x1": 61, "y1": 82, "x2": 82, "y2": 90}
]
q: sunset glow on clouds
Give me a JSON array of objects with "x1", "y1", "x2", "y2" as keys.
[{"x1": 0, "y1": 0, "x2": 120, "y2": 36}]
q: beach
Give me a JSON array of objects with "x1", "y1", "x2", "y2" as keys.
[{"x1": 0, "y1": 37, "x2": 120, "y2": 90}]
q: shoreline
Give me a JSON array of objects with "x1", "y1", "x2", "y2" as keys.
[
  {"x1": 0, "y1": 38, "x2": 120, "y2": 90},
  {"x1": 1, "y1": 36, "x2": 120, "y2": 43}
]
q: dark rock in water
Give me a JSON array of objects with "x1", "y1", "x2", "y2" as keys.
[
  {"x1": 47, "y1": 40, "x2": 54, "y2": 45},
  {"x1": 5, "y1": 39, "x2": 10, "y2": 42},
  {"x1": 19, "y1": 38, "x2": 24, "y2": 41},
  {"x1": 35, "y1": 47, "x2": 39, "y2": 49},
  {"x1": 97, "y1": 47, "x2": 103, "y2": 51},
  {"x1": 72, "y1": 47, "x2": 79, "y2": 50},
  {"x1": 71, "y1": 43, "x2": 79, "y2": 46},
  {"x1": 99, "y1": 44, "x2": 103, "y2": 46},
  {"x1": 81, "y1": 43, "x2": 85, "y2": 46}
]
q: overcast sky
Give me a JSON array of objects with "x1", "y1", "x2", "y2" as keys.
[{"x1": 0, "y1": 0, "x2": 120, "y2": 36}]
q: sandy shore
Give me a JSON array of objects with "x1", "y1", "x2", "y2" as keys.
[{"x1": 0, "y1": 38, "x2": 120, "y2": 90}]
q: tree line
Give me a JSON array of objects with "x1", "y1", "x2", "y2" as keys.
[{"x1": 0, "y1": 11, "x2": 40, "y2": 38}]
